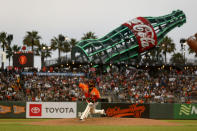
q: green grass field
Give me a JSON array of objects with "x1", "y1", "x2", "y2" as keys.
[{"x1": 0, "y1": 119, "x2": 197, "y2": 131}]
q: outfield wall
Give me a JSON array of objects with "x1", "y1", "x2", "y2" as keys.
[
  {"x1": 26, "y1": 102, "x2": 76, "y2": 118},
  {"x1": 173, "y1": 104, "x2": 197, "y2": 119},
  {"x1": 101, "y1": 103, "x2": 149, "y2": 118},
  {"x1": 0, "y1": 102, "x2": 197, "y2": 119},
  {"x1": 150, "y1": 103, "x2": 174, "y2": 119},
  {"x1": 0, "y1": 101, "x2": 26, "y2": 118}
]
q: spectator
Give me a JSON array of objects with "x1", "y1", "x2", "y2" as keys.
[{"x1": 0, "y1": 65, "x2": 196, "y2": 103}]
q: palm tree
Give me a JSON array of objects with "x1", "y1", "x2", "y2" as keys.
[
  {"x1": 66, "y1": 38, "x2": 78, "y2": 63},
  {"x1": 81, "y1": 32, "x2": 97, "y2": 40},
  {"x1": 170, "y1": 52, "x2": 185, "y2": 65},
  {"x1": 6, "y1": 47, "x2": 12, "y2": 66},
  {"x1": 23, "y1": 31, "x2": 41, "y2": 52},
  {"x1": 50, "y1": 34, "x2": 70, "y2": 64},
  {"x1": 12, "y1": 45, "x2": 21, "y2": 52},
  {"x1": 159, "y1": 36, "x2": 176, "y2": 64},
  {"x1": 5, "y1": 34, "x2": 13, "y2": 65},
  {"x1": 69, "y1": 38, "x2": 78, "y2": 49},
  {"x1": 81, "y1": 32, "x2": 97, "y2": 55},
  {"x1": 0, "y1": 32, "x2": 13, "y2": 69},
  {"x1": 6, "y1": 34, "x2": 13, "y2": 47},
  {"x1": 6, "y1": 45, "x2": 21, "y2": 66},
  {"x1": 0, "y1": 32, "x2": 7, "y2": 51},
  {"x1": 0, "y1": 32, "x2": 7, "y2": 69},
  {"x1": 35, "y1": 43, "x2": 51, "y2": 68}
]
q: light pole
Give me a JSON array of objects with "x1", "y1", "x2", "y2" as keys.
[
  {"x1": 180, "y1": 38, "x2": 187, "y2": 65},
  {"x1": 41, "y1": 45, "x2": 51, "y2": 68},
  {"x1": 183, "y1": 43, "x2": 186, "y2": 65},
  {"x1": 162, "y1": 43, "x2": 167, "y2": 64},
  {"x1": 64, "y1": 37, "x2": 70, "y2": 64}
]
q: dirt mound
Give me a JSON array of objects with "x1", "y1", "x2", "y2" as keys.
[{"x1": 28, "y1": 117, "x2": 180, "y2": 126}]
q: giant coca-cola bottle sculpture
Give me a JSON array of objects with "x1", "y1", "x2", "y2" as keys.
[{"x1": 71, "y1": 10, "x2": 186, "y2": 67}]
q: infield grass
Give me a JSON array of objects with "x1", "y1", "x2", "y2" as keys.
[{"x1": 0, "y1": 119, "x2": 197, "y2": 131}]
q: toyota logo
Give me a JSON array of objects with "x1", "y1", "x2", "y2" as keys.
[{"x1": 31, "y1": 107, "x2": 40, "y2": 114}]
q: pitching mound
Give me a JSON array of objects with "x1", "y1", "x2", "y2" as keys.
[{"x1": 28, "y1": 117, "x2": 180, "y2": 126}]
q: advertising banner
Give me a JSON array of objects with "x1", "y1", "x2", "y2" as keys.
[
  {"x1": 174, "y1": 104, "x2": 197, "y2": 119},
  {"x1": 26, "y1": 102, "x2": 76, "y2": 118},
  {"x1": 21, "y1": 72, "x2": 85, "y2": 76},
  {"x1": 101, "y1": 103, "x2": 149, "y2": 118},
  {"x1": 0, "y1": 101, "x2": 26, "y2": 118},
  {"x1": 13, "y1": 52, "x2": 34, "y2": 67}
]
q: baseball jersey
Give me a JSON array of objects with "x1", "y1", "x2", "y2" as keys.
[{"x1": 79, "y1": 83, "x2": 101, "y2": 102}]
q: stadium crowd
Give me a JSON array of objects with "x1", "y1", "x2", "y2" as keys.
[{"x1": 0, "y1": 66, "x2": 197, "y2": 103}]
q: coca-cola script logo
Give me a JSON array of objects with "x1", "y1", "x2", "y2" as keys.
[
  {"x1": 29, "y1": 104, "x2": 42, "y2": 116},
  {"x1": 106, "y1": 104, "x2": 145, "y2": 118},
  {"x1": 123, "y1": 17, "x2": 157, "y2": 53}
]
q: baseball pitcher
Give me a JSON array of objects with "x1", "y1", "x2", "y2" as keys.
[{"x1": 79, "y1": 80, "x2": 105, "y2": 121}]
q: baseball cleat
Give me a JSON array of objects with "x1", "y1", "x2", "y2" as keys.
[
  {"x1": 79, "y1": 118, "x2": 85, "y2": 121},
  {"x1": 102, "y1": 109, "x2": 106, "y2": 116}
]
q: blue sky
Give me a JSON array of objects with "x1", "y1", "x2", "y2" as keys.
[{"x1": 0, "y1": 0, "x2": 197, "y2": 69}]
